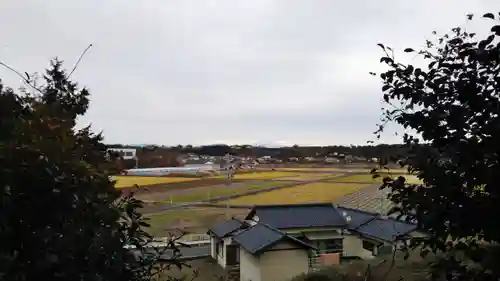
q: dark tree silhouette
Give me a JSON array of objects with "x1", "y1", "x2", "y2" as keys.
[
  {"x1": 373, "y1": 13, "x2": 500, "y2": 280},
  {"x1": 0, "y1": 60, "x2": 182, "y2": 281}
]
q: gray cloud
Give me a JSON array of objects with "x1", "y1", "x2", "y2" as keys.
[{"x1": 1, "y1": 0, "x2": 499, "y2": 145}]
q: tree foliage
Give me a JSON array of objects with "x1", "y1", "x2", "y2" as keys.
[
  {"x1": 0, "y1": 60, "x2": 172, "y2": 281},
  {"x1": 373, "y1": 13, "x2": 500, "y2": 280}
]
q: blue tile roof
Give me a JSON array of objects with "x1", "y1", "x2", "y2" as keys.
[
  {"x1": 232, "y1": 223, "x2": 315, "y2": 255},
  {"x1": 337, "y1": 206, "x2": 379, "y2": 230},
  {"x1": 245, "y1": 203, "x2": 347, "y2": 229},
  {"x1": 355, "y1": 217, "x2": 417, "y2": 243},
  {"x1": 208, "y1": 219, "x2": 243, "y2": 238}
]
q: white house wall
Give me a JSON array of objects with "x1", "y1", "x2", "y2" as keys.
[
  {"x1": 210, "y1": 237, "x2": 216, "y2": 258},
  {"x1": 240, "y1": 247, "x2": 261, "y2": 281},
  {"x1": 342, "y1": 235, "x2": 375, "y2": 259}
]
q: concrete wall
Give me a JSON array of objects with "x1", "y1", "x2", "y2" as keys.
[
  {"x1": 259, "y1": 242, "x2": 310, "y2": 281},
  {"x1": 240, "y1": 247, "x2": 261, "y2": 281}
]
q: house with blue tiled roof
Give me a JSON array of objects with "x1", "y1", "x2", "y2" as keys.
[{"x1": 207, "y1": 203, "x2": 425, "y2": 281}]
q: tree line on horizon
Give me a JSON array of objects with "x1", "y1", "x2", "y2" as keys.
[{"x1": 108, "y1": 143, "x2": 415, "y2": 161}]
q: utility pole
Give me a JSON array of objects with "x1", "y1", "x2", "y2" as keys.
[{"x1": 223, "y1": 153, "x2": 234, "y2": 182}]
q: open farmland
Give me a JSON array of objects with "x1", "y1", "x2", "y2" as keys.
[
  {"x1": 230, "y1": 171, "x2": 299, "y2": 180},
  {"x1": 279, "y1": 167, "x2": 355, "y2": 172},
  {"x1": 141, "y1": 181, "x2": 296, "y2": 204},
  {"x1": 145, "y1": 206, "x2": 250, "y2": 237},
  {"x1": 113, "y1": 176, "x2": 199, "y2": 188},
  {"x1": 272, "y1": 173, "x2": 338, "y2": 181},
  {"x1": 136, "y1": 166, "x2": 424, "y2": 235},
  {"x1": 221, "y1": 182, "x2": 369, "y2": 205}
]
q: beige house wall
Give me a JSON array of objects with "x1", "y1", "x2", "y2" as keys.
[
  {"x1": 238, "y1": 240, "x2": 310, "y2": 281},
  {"x1": 259, "y1": 241, "x2": 310, "y2": 281}
]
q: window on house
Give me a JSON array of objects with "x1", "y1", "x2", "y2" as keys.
[
  {"x1": 125, "y1": 152, "x2": 133, "y2": 156},
  {"x1": 316, "y1": 238, "x2": 343, "y2": 253},
  {"x1": 362, "y1": 240, "x2": 376, "y2": 252}
]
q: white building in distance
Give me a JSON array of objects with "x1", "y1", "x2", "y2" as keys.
[{"x1": 107, "y1": 148, "x2": 137, "y2": 160}]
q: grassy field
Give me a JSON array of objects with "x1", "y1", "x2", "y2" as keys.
[
  {"x1": 157, "y1": 258, "x2": 228, "y2": 281},
  {"x1": 145, "y1": 207, "x2": 249, "y2": 237},
  {"x1": 221, "y1": 182, "x2": 369, "y2": 205},
  {"x1": 328, "y1": 174, "x2": 422, "y2": 184},
  {"x1": 158, "y1": 181, "x2": 295, "y2": 204},
  {"x1": 113, "y1": 176, "x2": 199, "y2": 188}
]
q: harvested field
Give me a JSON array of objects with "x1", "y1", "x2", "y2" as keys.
[
  {"x1": 231, "y1": 171, "x2": 299, "y2": 180},
  {"x1": 272, "y1": 173, "x2": 339, "y2": 181},
  {"x1": 113, "y1": 176, "x2": 198, "y2": 188},
  {"x1": 145, "y1": 207, "x2": 250, "y2": 237},
  {"x1": 328, "y1": 174, "x2": 422, "y2": 184},
  {"x1": 222, "y1": 182, "x2": 369, "y2": 205},
  {"x1": 279, "y1": 167, "x2": 347, "y2": 171},
  {"x1": 143, "y1": 181, "x2": 296, "y2": 204}
]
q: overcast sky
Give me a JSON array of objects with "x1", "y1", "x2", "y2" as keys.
[{"x1": 1, "y1": 1, "x2": 499, "y2": 146}]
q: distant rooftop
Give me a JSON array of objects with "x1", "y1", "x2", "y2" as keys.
[
  {"x1": 245, "y1": 203, "x2": 347, "y2": 229},
  {"x1": 355, "y1": 217, "x2": 417, "y2": 243},
  {"x1": 208, "y1": 218, "x2": 243, "y2": 238}
]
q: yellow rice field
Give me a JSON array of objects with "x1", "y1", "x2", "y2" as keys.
[
  {"x1": 222, "y1": 182, "x2": 369, "y2": 205},
  {"x1": 328, "y1": 174, "x2": 422, "y2": 184},
  {"x1": 281, "y1": 167, "x2": 410, "y2": 173},
  {"x1": 231, "y1": 171, "x2": 299, "y2": 180},
  {"x1": 272, "y1": 173, "x2": 337, "y2": 181},
  {"x1": 113, "y1": 176, "x2": 199, "y2": 188}
]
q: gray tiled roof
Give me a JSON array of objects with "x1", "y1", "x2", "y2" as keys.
[
  {"x1": 355, "y1": 217, "x2": 417, "y2": 243},
  {"x1": 337, "y1": 206, "x2": 378, "y2": 230},
  {"x1": 245, "y1": 203, "x2": 347, "y2": 229},
  {"x1": 208, "y1": 219, "x2": 243, "y2": 238},
  {"x1": 232, "y1": 223, "x2": 314, "y2": 255}
]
